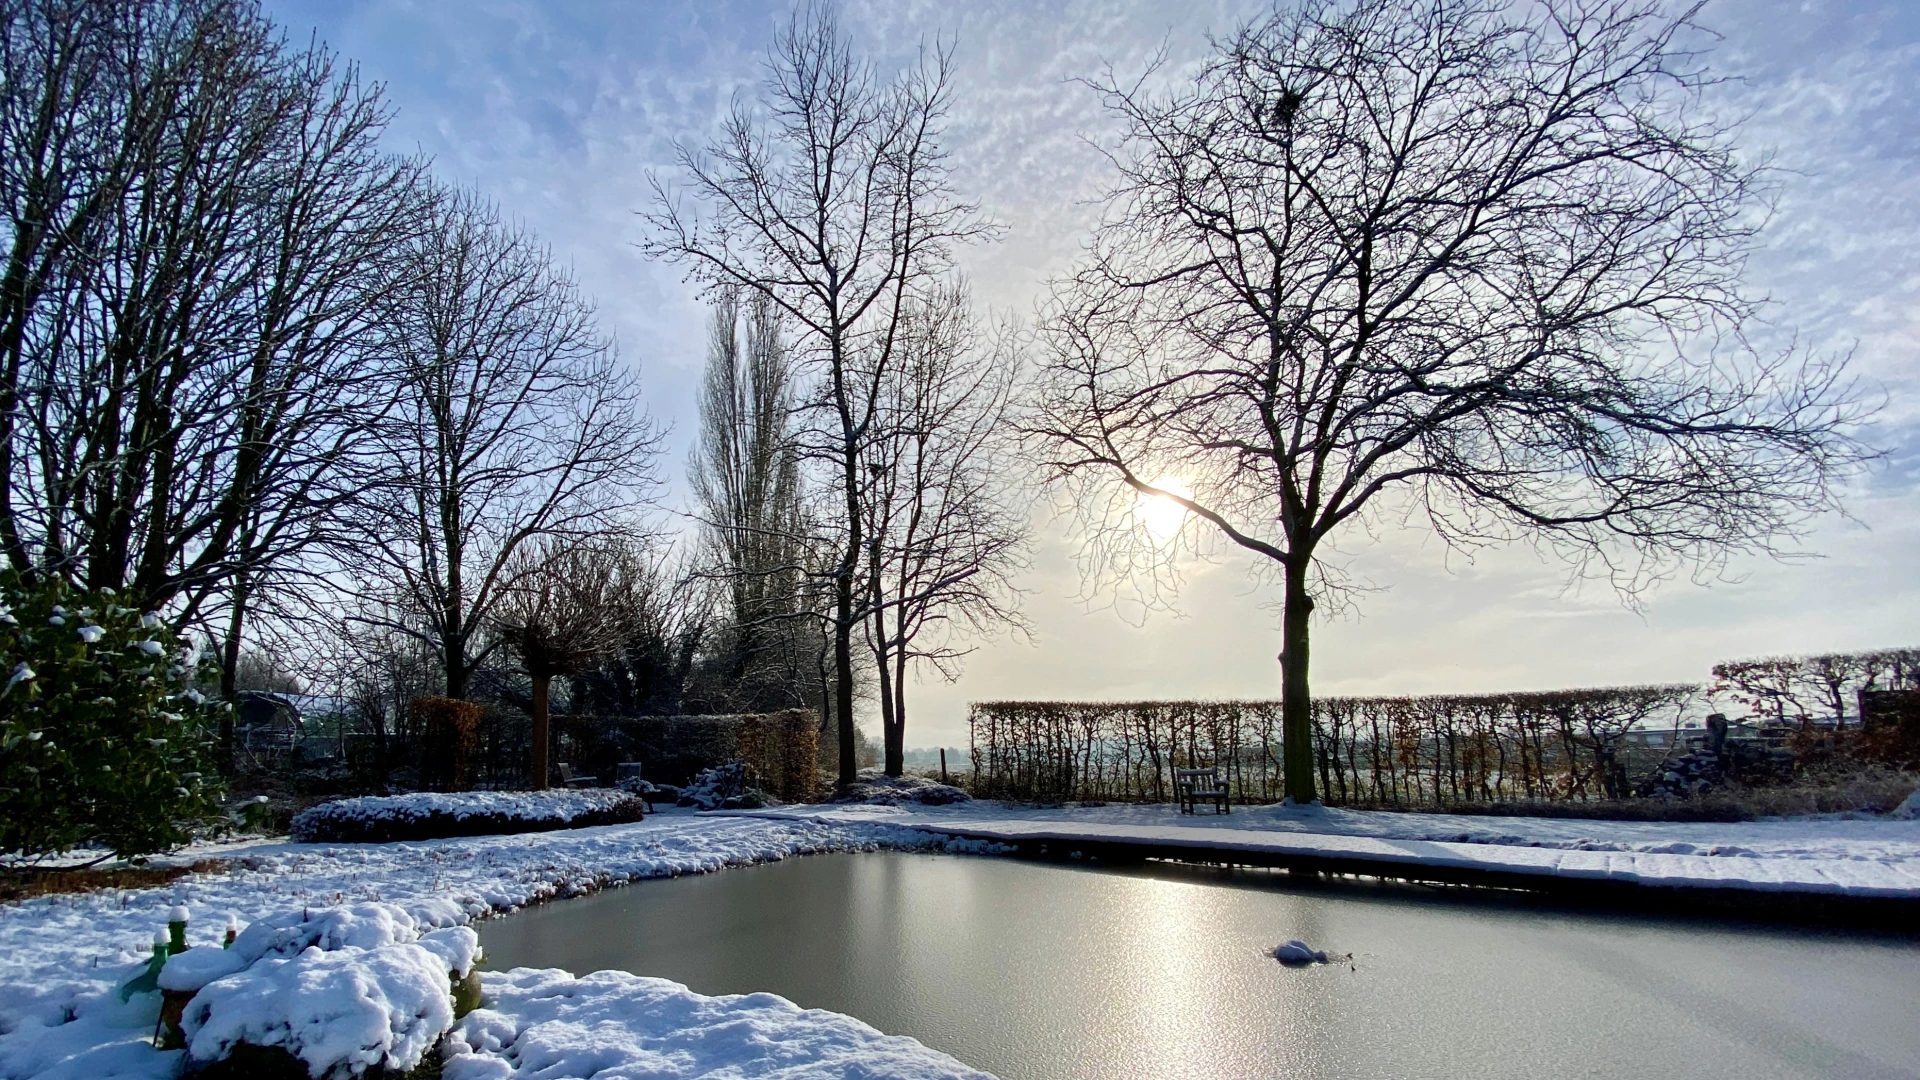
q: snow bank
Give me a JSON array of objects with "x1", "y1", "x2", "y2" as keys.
[
  {"x1": 442, "y1": 967, "x2": 994, "y2": 1080},
  {"x1": 290, "y1": 789, "x2": 646, "y2": 843},
  {"x1": 737, "y1": 801, "x2": 1920, "y2": 898}
]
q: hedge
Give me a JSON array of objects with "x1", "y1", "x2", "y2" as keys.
[
  {"x1": 290, "y1": 789, "x2": 646, "y2": 844},
  {"x1": 968, "y1": 687, "x2": 1696, "y2": 807},
  {"x1": 552, "y1": 709, "x2": 820, "y2": 801}
]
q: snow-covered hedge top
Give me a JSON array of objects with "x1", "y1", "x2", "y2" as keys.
[
  {"x1": 292, "y1": 789, "x2": 643, "y2": 843},
  {"x1": 834, "y1": 770, "x2": 972, "y2": 807}
]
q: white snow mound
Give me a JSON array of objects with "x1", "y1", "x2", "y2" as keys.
[
  {"x1": 1272, "y1": 939, "x2": 1329, "y2": 965},
  {"x1": 168, "y1": 904, "x2": 482, "y2": 1076},
  {"x1": 181, "y1": 934, "x2": 472, "y2": 1076},
  {"x1": 442, "y1": 967, "x2": 997, "y2": 1080}
]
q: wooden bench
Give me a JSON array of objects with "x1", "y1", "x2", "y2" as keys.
[
  {"x1": 555, "y1": 762, "x2": 598, "y2": 788},
  {"x1": 1175, "y1": 766, "x2": 1229, "y2": 814}
]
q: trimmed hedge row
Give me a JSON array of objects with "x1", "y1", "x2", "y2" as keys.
[
  {"x1": 291, "y1": 790, "x2": 646, "y2": 844},
  {"x1": 968, "y1": 687, "x2": 1696, "y2": 807}
]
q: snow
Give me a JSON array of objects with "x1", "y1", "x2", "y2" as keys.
[
  {"x1": 290, "y1": 789, "x2": 640, "y2": 841},
  {"x1": 1271, "y1": 940, "x2": 1327, "y2": 965},
  {"x1": 0, "y1": 813, "x2": 982, "y2": 1080},
  {"x1": 180, "y1": 927, "x2": 478, "y2": 1076},
  {"x1": 834, "y1": 769, "x2": 973, "y2": 807},
  {"x1": 732, "y1": 799, "x2": 1920, "y2": 897},
  {"x1": 441, "y1": 968, "x2": 993, "y2": 1080}
]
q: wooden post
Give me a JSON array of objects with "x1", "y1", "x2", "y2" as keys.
[{"x1": 940, "y1": 747, "x2": 948, "y2": 784}]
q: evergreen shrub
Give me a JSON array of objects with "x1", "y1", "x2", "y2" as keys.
[{"x1": 0, "y1": 572, "x2": 227, "y2": 861}]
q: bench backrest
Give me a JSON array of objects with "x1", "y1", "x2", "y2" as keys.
[{"x1": 1173, "y1": 767, "x2": 1222, "y2": 790}]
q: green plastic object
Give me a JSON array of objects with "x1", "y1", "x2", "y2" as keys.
[{"x1": 117, "y1": 937, "x2": 168, "y2": 1003}]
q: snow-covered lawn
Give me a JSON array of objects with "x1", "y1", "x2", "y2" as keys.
[
  {"x1": 3, "y1": 796, "x2": 1918, "y2": 1079},
  {"x1": 735, "y1": 798, "x2": 1920, "y2": 897}
]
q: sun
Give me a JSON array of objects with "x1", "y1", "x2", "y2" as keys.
[{"x1": 1135, "y1": 476, "x2": 1192, "y2": 542}]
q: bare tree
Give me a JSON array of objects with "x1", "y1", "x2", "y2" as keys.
[
  {"x1": 493, "y1": 536, "x2": 636, "y2": 789},
  {"x1": 862, "y1": 282, "x2": 1027, "y2": 775},
  {"x1": 1034, "y1": 0, "x2": 1871, "y2": 802},
  {"x1": 356, "y1": 186, "x2": 660, "y2": 700},
  {"x1": 687, "y1": 288, "x2": 820, "y2": 712},
  {"x1": 645, "y1": 2, "x2": 989, "y2": 786},
  {"x1": 569, "y1": 539, "x2": 707, "y2": 718},
  {"x1": 0, "y1": 0, "x2": 422, "y2": 642}
]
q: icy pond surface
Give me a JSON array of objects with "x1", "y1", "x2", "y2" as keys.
[{"x1": 478, "y1": 852, "x2": 1920, "y2": 1080}]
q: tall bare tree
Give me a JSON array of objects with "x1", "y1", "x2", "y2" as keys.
[
  {"x1": 862, "y1": 283, "x2": 1026, "y2": 775},
  {"x1": 646, "y1": 2, "x2": 989, "y2": 786},
  {"x1": 356, "y1": 186, "x2": 660, "y2": 700},
  {"x1": 1034, "y1": 0, "x2": 1871, "y2": 802},
  {"x1": 688, "y1": 288, "x2": 819, "y2": 711},
  {"x1": 0, "y1": 0, "x2": 422, "y2": 642}
]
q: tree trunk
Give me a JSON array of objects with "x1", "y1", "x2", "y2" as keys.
[
  {"x1": 887, "y1": 623, "x2": 908, "y2": 777},
  {"x1": 873, "y1": 607, "x2": 901, "y2": 777},
  {"x1": 1280, "y1": 557, "x2": 1318, "y2": 804},
  {"x1": 530, "y1": 672, "x2": 551, "y2": 790},
  {"x1": 835, "y1": 578, "x2": 857, "y2": 786},
  {"x1": 218, "y1": 575, "x2": 249, "y2": 773}
]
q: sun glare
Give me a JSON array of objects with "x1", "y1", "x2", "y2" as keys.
[{"x1": 1136, "y1": 476, "x2": 1191, "y2": 542}]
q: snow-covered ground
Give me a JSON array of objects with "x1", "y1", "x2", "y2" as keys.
[
  {"x1": 0, "y1": 811, "x2": 986, "y2": 1080},
  {"x1": 4, "y1": 796, "x2": 1918, "y2": 1079},
  {"x1": 734, "y1": 798, "x2": 1920, "y2": 896}
]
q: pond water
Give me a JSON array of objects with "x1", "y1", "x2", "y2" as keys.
[{"x1": 477, "y1": 852, "x2": 1920, "y2": 1080}]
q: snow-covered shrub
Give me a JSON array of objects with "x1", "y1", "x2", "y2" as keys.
[
  {"x1": 834, "y1": 769, "x2": 972, "y2": 806},
  {"x1": 291, "y1": 789, "x2": 645, "y2": 843},
  {"x1": 0, "y1": 571, "x2": 227, "y2": 860},
  {"x1": 677, "y1": 762, "x2": 772, "y2": 810},
  {"x1": 176, "y1": 903, "x2": 480, "y2": 1077}
]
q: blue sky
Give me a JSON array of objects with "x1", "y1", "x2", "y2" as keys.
[{"x1": 265, "y1": 0, "x2": 1920, "y2": 748}]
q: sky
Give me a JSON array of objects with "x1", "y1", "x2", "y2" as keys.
[{"x1": 263, "y1": 0, "x2": 1920, "y2": 750}]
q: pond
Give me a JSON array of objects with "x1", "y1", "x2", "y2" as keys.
[{"x1": 477, "y1": 852, "x2": 1920, "y2": 1080}]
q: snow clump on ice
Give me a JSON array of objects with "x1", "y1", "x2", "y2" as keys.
[{"x1": 1271, "y1": 940, "x2": 1330, "y2": 965}]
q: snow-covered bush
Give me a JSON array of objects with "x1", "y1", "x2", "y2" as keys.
[
  {"x1": 0, "y1": 571, "x2": 227, "y2": 860},
  {"x1": 677, "y1": 762, "x2": 772, "y2": 810},
  {"x1": 172, "y1": 903, "x2": 480, "y2": 1077},
  {"x1": 291, "y1": 789, "x2": 645, "y2": 843},
  {"x1": 834, "y1": 769, "x2": 972, "y2": 807}
]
